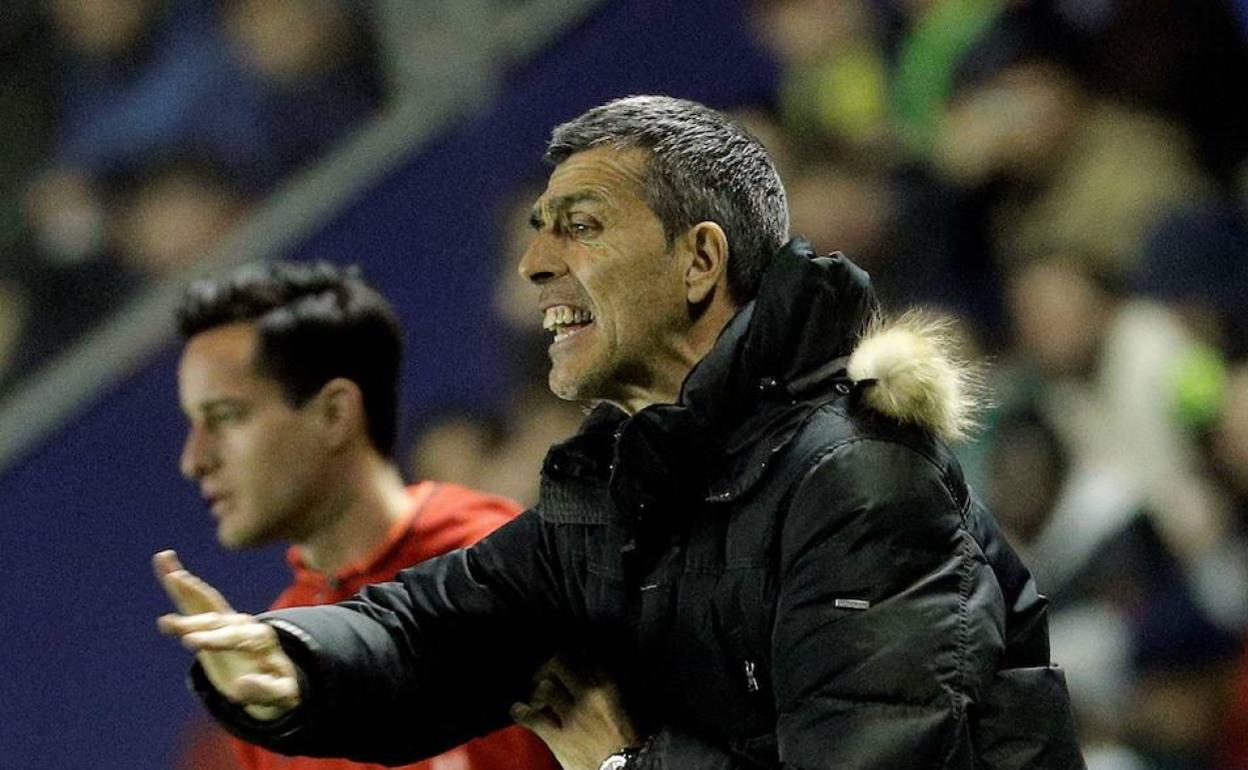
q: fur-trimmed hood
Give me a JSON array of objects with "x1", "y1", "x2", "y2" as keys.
[
  {"x1": 847, "y1": 311, "x2": 982, "y2": 443},
  {"x1": 680, "y1": 237, "x2": 979, "y2": 443},
  {"x1": 609, "y1": 238, "x2": 982, "y2": 508}
]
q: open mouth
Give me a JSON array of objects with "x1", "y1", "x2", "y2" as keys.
[
  {"x1": 204, "y1": 491, "x2": 230, "y2": 516},
  {"x1": 543, "y1": 304, "x2": 595, "y2": 343}
]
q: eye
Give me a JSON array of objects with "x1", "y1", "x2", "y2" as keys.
[
  {"x1": 203, "y1": 404, "x2": 249, "y2": 430},
  {"x1": 566, "y1": 215, "x2": 600, "y2": 238}
]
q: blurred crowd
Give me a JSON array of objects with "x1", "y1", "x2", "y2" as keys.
[
  {"x1": 0, "y1": 0, "x2": 384, "y2": 394},
  {"x1": 411, "y1": 1, "x2": 1248, "y2": 769},
  {"x1": 748, "y1": 1, "x2": 1247, "y2": 768}
]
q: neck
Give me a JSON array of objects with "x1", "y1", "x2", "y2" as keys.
[
  {"x1": 614, "y1": 300, "x2": 737, "y2": 414},
  {"x1": 294, "y1": 452, "x2": 411, "y2": 575}
]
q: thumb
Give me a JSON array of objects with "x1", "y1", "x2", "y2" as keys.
[{"x1": 510, "y1": 701, "x2": 557, "y2": 735}]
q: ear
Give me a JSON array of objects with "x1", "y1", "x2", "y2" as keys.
[
  {"x1": 314, "y1": 377, "x2": 366, "y2": 451},
  {"x1": 683, "y1": 221, "x2": 729, "y2": 305}
]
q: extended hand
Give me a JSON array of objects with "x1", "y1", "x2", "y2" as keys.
[
  {"x1": 154, "y1": 550, "x2": 299, "y2": 720},
  {"x1": 511, "y1": 656, "x2": 642, "y2": 770}
]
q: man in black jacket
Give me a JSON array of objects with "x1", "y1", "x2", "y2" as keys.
[{"x1": 157, "y1": 95, "x2": 1084, "y2": 769}]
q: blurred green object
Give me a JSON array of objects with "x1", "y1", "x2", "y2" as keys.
[
  {"x1": 1171, "y1": 343, "x2": 1229, "y2": 431},
  {"x1": 780, "y1": 41, "x2": 888, "y2": 148},
  {"x1": 892, "y1": 0, "x2": 1004, "y2": 157}
]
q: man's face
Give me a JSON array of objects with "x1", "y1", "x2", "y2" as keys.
[
  {"x1": 519, "y1": 146, "x2": 692, "y2": 407},
  {"x1": 177, "y1": 323, "x2": 332, "y2": 549}
]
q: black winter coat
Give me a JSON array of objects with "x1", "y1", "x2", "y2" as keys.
[{"x1": 197, "y1": 240, "x2": 1085, "y2": 769}]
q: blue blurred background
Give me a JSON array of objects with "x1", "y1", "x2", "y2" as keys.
[{"x1": 1, "y1": 1, "x2": 1247, "y2": 768}]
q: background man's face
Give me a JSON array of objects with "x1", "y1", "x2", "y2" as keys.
[
  {"x1": 177, "y1": 323, "x2": 333, "y2": 549},
  {"x1": 519, "y1": 146, "x2": 691, "y2": 405}
]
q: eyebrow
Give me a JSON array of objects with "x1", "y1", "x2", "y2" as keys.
[
  {"x1": 194, "y1": 397, "x2": 249, "y2": 416},
  {"x1": 529, "y1": 191, "x2": 608, "y2": 229}
]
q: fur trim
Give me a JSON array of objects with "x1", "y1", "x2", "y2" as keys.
[{"x1": 846, "y1": 310, "x2": 986, "y2": 443}]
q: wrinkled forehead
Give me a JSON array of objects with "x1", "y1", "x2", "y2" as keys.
[{"x1": 533, "y1": 146, "x2": 651, "y2": 217}]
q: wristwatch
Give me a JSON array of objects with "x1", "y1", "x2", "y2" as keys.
[{"x1": 598, "y1": 747, "x2": 640, "y2": 770}]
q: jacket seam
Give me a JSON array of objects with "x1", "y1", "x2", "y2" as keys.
[
  {"x1": 800, "y1": 411, "x2": 956, "y2": 482},
  {"x1": 938, "y1": 529, "x2": 975, "y2": 769},
  {"x1": 794, "y1": 431, "x2": 974, "y2": 768}
]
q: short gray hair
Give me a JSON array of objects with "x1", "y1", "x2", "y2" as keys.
[{"x1": 545, "y1": 95, "x2": 790, "y2": 303}]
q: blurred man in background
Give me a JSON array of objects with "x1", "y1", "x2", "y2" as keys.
[{"x1": 173, "y1": 261, "x2": 558, "y2": 770}]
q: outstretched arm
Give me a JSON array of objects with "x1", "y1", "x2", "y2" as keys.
[{"x1": 164, "y1": 510, "x2": 570, "y2": 765}]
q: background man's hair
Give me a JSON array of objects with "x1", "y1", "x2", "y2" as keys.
[
  {"x1": 545, "y1": 95, "x2": 790, "y2": 303},
  {"x1": 177, "y1": 261, "x2": 402, "y2": 455}
]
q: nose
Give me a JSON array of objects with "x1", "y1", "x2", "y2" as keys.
[
  {"x1": 179, "y1": 425, "x2": 216, "y2": 480},
  {"x1": 518, "y1": 232, "x2": 566, "y2": 286}
]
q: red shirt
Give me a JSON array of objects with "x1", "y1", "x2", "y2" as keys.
[
  {"x1": 188, "y1": 482, "x2": 559, "y2": 770},
  {"x1": 1218, "y1": 637, "x2": 1248, "y2": 770}
]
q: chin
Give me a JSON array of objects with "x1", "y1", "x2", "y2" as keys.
[
  {"x1": 217, "y1": 522, "x2": 264, "y2": 551},
  {"x1": 547, "y1": 366, "x2": 582, "y2": 402},
  {"x1": 548, "y1": 369, "x2": 606, "y2": 403},
  {"x1": 216, "y1": 531, "x2": 251, "y2": 551}
]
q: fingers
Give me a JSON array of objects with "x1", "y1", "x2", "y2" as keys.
[
  {"x1": 153, "y1": 549, "x2": 183, "y2": 577},
  {"x1": 153, "y1": 551, "x2": 233, "y2": 615},
  {"x1": 235, "y1": 672, "x2": 301, "y2": 707},
  {"x1": 530, "y1": 675, "x2": 575, "y2": 715},
  {"x1": 509, "y1": 700, "x2": 557, "y2": 734},
  {"x1": 178, "y1": 622, "x2": 281, "y2": 655},
  {"x1": 156, "y1": 608, "x2": 279, "y2": 655},
  {"x1": 157, "y1": 611, "x2": 253, "y2": 637},
  {"x1": 534, "y1": 654, "x2": 606, "y2": 699},
  {"x1": 515, "y1": 655, "x2": 582, "y2": 735}
]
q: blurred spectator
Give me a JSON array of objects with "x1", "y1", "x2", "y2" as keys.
[
  {"x1": 406, "y1": 388, "x2": 582, "y2": 509},
  {"x1": 408, "y1": 406, "x2": 508, "y2": 493},
  {"x1": 221, "y1": 0, "x2": 382, "y2": 182},
  {"x1": 0, "y1": 278, "x2": 31, "y2": 390},
  {"x1": 784, "y1": 160, "x2": 893, "y2": 269},
  {"x1": 1129, "y1": 586, "x2": 1240, "y2": 769},
  {"x1": 1213, "y1": 365, "x2": 1248, "y2": 770},
  {"x1": 41, "y1": 0, "x2": 380, "y2": 197},
  {"x1": 751, "y1": 0, "x2": 892, "y2": 160},
  {"x1": 983, "y1": 407, "x2": 1240, "y2": 769},
  {"x1": 1003, "y1": 256, "x2": 1233, "y2": 566},
  {"x1": 478, "y1": 385, "x2": 583, "y2": 507},
  {"x1": 935, "y1": 57, "x2": 1213, "y2": 274},
  {"x1": 886, "y1": 0, "x2": 1008, "y2": 158},
  {"x1": 109, "y1": 156, "x2": 249, "y2": 277},
  {"x1": 1, "y1": 0, "x2": 386, "y2": 398},
  {"x1": 1135, "y1": 206, "x2": 1248, "y2": 361},
  {"x1": 0, "y1": 1, "x2": 58, "y2": 268},
  {"x1": 1044, "y1": 0, "x2": 1248, "y2": 182},
  {"x1": 1209, "y1": 366, "x2": 1248, "y2": 516},
  {"x1": 34, "y1": 0, "x2": 244, "y2": 269}
]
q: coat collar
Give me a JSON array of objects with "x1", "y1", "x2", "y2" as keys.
[{"x1": 545, "y1": 237, "x2": 878, "y2": 511}]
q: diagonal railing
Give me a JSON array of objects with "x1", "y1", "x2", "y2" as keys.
[{"x1": 0, "y1": 0, "x2": 605, "y2": 471}]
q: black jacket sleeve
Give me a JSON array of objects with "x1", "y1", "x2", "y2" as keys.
[{"x1": 194, "y1": 509, "x2": 568, "y2": 765}]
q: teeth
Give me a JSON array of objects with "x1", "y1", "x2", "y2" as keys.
[{"x1": 543, "y1": 305, "x2": 594, "y2": 332}]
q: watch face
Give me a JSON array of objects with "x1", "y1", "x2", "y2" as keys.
[{"x1": 599, "y1": 755, "x2": 631, "y2": 770}]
